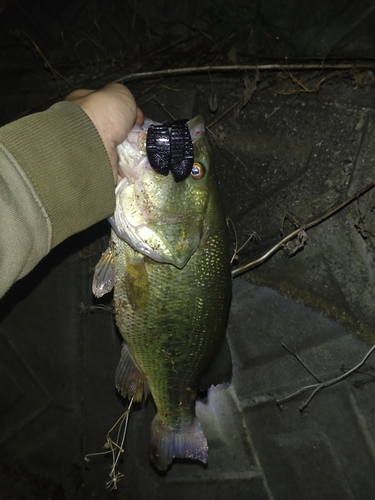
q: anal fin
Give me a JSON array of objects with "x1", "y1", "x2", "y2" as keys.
[{"x1": 115, "y1": 343, "x2": 149, "y2": 402}]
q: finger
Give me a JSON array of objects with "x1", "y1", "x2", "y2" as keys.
[
  {"x1": 136, "y1": 107, "x2": 144, "y2": 125},
  {"x1": 65, "y1": 88, "x2": 96, "y2": 102}
]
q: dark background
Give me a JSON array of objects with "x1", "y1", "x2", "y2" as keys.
[{"x1": 1, "y1": 1, "x2": 375, "y2": 499}]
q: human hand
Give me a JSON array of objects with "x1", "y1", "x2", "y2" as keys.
[{"x1": 66, "y1": 83, "x2": 144, "y2": 184}]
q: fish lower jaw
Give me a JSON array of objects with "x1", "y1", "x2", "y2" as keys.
[{"x1": 149, "y1": 414, "x2": 208, "y2": 471}]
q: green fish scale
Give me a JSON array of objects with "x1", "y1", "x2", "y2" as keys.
[{"x1": 112, "y1": 223, "x2": 231, "y2": 428}]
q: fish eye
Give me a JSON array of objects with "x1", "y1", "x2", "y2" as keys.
[{"x1": 190, "y1": 162, "x2": 205, "y2": 180}]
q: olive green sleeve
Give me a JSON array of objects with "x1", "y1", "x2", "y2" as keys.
[{"x1": 0, "y1": 101, "x2": 115, "y2": 297}]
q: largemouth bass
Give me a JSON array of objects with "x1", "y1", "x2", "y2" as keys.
[{"x1": 93, "y1": 116, "x2": 232, "y2": 470}]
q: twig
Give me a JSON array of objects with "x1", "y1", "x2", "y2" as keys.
[
  {"x1": 195, "y1": 27, "x2": 222, "y2": 55},
  {"x1": 227, "y1": 218, "x2": 239, "y2": 264},
  {"x1": 132, "y1": 0, "x2": 138, "y2": 32},
  {"x1": 15, "y1": 29, "x2": 74, "y2": 92},
  {"x1": 208, "y1": 98, "x2": 242, "y2": 128},
  {"x1": 78, "y1": 303, "x2": 112, "y2": 314},
  {"x1": 151, "y1": 98, "x2": 176, "y2": 120},
  {"x1": 137, "y1": 83, "x2": 169, "y2": 106},
  {"x1": 14, "y1": 60, "x2": 373, "y2": 120},
  {"x1": 237, "y1": 232, "x2": 260, "y2": 256},
  {"x1": 280, "y1": 212, "x2": 301, "y2": 238},
  {"x1": 84, "y1": 398, "x2": 134, "y2": 490},
  {"x1": 276, "y1": 345, "x2": 375, "y2": 412},
  {"x1": 157, "y1": 83, "x2": 186, "y2": 92},
  {"x1": 113, "y1": 63, "x2": 375, "y2": 84},
  {"x1": 207, "y1": 128, "x2": 272, "y2": 205},
  {"x1": 232, "y1": 179, "x2": 375, "y2": 277},
  {"x1": 266, "y1": 103, "x2": 284, "y2": 119},
  {"x1": 277, "y1": 71, "x2": 338, "y2": 95},
  {"x1": 282, "y1": 343, "x2": 322, "y2": 382}
]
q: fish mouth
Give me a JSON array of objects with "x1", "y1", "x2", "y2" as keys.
[{"x1": 110, "y1": 116, "x2": 208, "y2": 268}]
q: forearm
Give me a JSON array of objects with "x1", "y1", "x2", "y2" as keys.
[{"x1": 0, "y1": 102, "x2": 115, "y2": 297}]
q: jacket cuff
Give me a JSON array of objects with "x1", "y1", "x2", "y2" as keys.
[{"x1": 0, "y1": 101, "x2": 115, "y2": 247}]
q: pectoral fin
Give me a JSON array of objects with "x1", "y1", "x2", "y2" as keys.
[{"x1": 92, "y1": 246, "x2": 115, "y2": 298}]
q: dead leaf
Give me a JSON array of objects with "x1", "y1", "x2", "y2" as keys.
[
  {"x1": 355, "y1": 212, "x2": 375, "y2": 238},
  {"x1": 227, "y1": 45, "x2": 237, "y2": 64},
  {"x1": 351, "y1": 70, "x2": 375, "y2": 88},
  {"x1": 284, "y1": 229, "x2": 308, "y2": 256},
  {"x1": 242, "y1": 69, "x2": 260, "y2": 108},
  {"x1": 209, "y1": 92, "x2": 218, "y2": 113},
  {"x1": 214, "y1": 125, "x2": 226, "y2": 148}
]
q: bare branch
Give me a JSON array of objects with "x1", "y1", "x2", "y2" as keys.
[
  {"x1": 84, "y1": 398, "x2": 134, "y2": 490},
  {"x1": 232, "y1": 180, "x2": 375, "y2": 278},
  {"x1": 282, "y1": 343, "x2": 322, "y2": 382},
  {"x1": 276, "y1": 345, "x2": 375, "y2": 411},
  {"x1": 113, "y1": 63, "x2": 375, "y2": 84}
]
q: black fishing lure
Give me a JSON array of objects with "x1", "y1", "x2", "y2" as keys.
[{"x1": 146, "y1": 120, "x2": 194, "y2": 182}]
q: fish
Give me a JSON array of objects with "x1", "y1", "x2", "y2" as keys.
[{"x1": 92, "y1": 116, "x2": 232, "y2": 471}]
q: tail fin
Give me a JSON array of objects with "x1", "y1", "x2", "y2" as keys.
[{"x1": 149, "y1": 414, "x2": 208, "y2": 471}]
